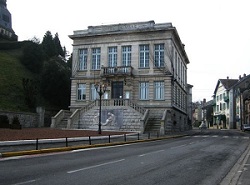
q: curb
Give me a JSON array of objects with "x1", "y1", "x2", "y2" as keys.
[{"x1": 0, "y1": 134, "x2": 187, "y2": 158}]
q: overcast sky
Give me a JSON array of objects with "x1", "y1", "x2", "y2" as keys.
[{"x1": 7, "y1": 0, "x2": 250, "y2": 102}]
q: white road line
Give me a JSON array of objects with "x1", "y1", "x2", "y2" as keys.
[
  {"x1": 170, "y1": 144, "x2": 187, "y2": 149},
  {"x1": 12, "y1": 179, "x2": 38, "y2": 185},
  {"x1": 212, "y1": 135, "x2": 219, "y2": 137},
  {"x1": 138, "y1": 150, "x2": 165, "y2": 157},
  {"x1": 67, "y1": 159, "x2": 125, "y2": 174}
]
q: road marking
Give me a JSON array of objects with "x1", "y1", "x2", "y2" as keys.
[
  {"x1": 12, "y1": 179, "x2": 38, "y2": 185},
  {"x1": 67, "y1": 159, "x2": 125, "y2": 174},
  {"x1": 170, "y1": 144, "x2": 187, "y2": 149},
  {"x1": 138, "y1": 149, "x2": 165, "y2": 157},
  {"x1": 190, "y1": 135, "x2": 249, "y2": 139}
]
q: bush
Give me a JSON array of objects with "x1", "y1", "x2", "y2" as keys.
[
  {"x1": 10, "y1": 116, "x2": 22, "y2": 129},
  {"x1": 0, "y1": 115, "x2": 9, "y2": 128}
]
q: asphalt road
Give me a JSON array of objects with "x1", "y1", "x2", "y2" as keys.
[{"x1": 0, "y1": 130, "x2": 249, "y2": 185}]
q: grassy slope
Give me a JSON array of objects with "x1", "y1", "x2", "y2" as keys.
[{"x1": 0, "y1": 49, "x2": 35, "y2": 111}]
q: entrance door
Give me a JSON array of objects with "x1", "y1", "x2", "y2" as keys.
[{"x1": 111, "y1": 81, "x2": 123, "y2": 99}]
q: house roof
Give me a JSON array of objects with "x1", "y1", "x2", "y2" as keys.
[{"x1": 213, "y1": 78, "x2": 238, "y2": 95}]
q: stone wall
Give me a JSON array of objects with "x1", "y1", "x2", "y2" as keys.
[{"x1": 0, "y1": 107, "x2": 45, "y2": 128}]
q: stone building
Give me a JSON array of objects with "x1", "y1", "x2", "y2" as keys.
[
  {"x1": 52, "y1": 21, "x2": 191, "y2": 134},
  {"x1": 0, "y1": 0, "x2": 17, "y2": 41}
]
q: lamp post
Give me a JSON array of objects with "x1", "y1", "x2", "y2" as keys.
[{"x1": 95, "y1": 83, "x2": 107, "y2": 134}]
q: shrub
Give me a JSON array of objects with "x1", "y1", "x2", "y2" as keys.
[{"x1": 10, "y1": 116, "x2": 22, "y2": 129}]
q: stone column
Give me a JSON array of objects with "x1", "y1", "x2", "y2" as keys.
[{"x1": 36, "y1": 107, "x2": 45, "y2": 127}]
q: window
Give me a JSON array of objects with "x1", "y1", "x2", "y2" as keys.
[
  {"x1": 108, "y1": 47, "x2": 117, "y2": 67},
  {"x1": 122, "y1": 46, "x2": 131, "y2": 66},
  {"x1": 154, "y1": 44, "x2": 164, "y2": 67},
  {"x1": 92, "y1": 48, "x2": 101, "y2": 70},
  {"x1": 90, "y1": 84, "x2": 98, "y2": 100},
  {"x1": 139, "y1": 82, "x2": 149, "y2": 100},
  {"x1": 77, "y1": 84, "x2": 86, "y2": 100},
  {"x1": 223, "y1": 103, "x2": 226, "y2": 110},
  {"x1": 154, "y1": 81, "x2": 164, "y2": 100},
  {"x1": 139, "y1": 45, "x2": 149, "y2": 68},
  {"x1": 79, "y1": 49, "x2": 87, "y2": 70}
]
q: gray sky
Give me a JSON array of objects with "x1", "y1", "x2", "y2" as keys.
[{"x1": 7, "y1": 0, "x2": 250, "y2": 102}]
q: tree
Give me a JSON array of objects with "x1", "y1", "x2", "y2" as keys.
[
  {"x1": 40, "y1": 56, "x2": 71, "y2": 108},
  {"x1": 20, "y1": 41, "x2": 45, "y2": 73},
  {"x1": 54, "y1": 33, "x2": 65, "y2": 58},
  {"x1": 22, "y1": 78, "x2": 38, "y2": 110},
  {"x1": 42, "y1": 31, "x2": 56, "y2": 59}
]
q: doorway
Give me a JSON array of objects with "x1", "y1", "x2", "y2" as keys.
[{"x1": 111, "y1": 81, "x2": 123, "y2": 99}]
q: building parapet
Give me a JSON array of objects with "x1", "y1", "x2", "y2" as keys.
[{"x1": 71, "y1": 21, "x2": 173, "y2": 37}]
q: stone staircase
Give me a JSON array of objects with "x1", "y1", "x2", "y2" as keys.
[
  {"x1": 144, "y1": 109, "x2": 164, "y2": 133},
  {"x1": 51, "y1": 100, "x2": 167, "y2": 133},
  {"x1": 55, "y1": 110, "x2": 71, "y2": 129},
  {"x1": 72, "y1": 106, "x2": 143, "y2": 132}
]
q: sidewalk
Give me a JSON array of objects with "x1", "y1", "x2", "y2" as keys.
[
  {"x1": 0, "y1": 129, "x2": 198, "y2": 158},
  {"x1": 221, "y1": 143, "x2": 250, "y2": 185}
]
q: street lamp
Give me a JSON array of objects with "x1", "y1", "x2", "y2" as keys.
[{"x1": 95, "y1": 83, "x2": 107, "y2": 134}]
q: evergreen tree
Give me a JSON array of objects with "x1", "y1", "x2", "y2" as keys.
[
  {"x1": 54, "y1": 33, "x2": 65, "y2": 57},
  {"x1": 20, "y1": 41, "x2": 45, "y2": 73},
  {"x1": 40, "y1": 56, "x2": 71, "y2": 108},
  {"x1": 42, "y1": 31, "x2": 56, "y2": 58}
]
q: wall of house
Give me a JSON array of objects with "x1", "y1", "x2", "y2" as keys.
[
  {"x1": 70, "y1": 30, "x2": 187, "y2": 111},
  {"x1": 69, "y1": 21, "x2": 190, "y2": 132}
]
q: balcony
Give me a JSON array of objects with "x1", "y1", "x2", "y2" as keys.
[{"x1": 101, "y1": 66, "x2": 133, "y2": 77}]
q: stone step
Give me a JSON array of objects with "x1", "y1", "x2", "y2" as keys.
[{"x1": 57, "y1": 119, "x2": 68, "y2": 129}]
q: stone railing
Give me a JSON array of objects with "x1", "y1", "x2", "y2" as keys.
[
  {"x1": 140, "y1": 109, "x2": 150, "y2": 133},
  {"x1": 101, "y1": 66, "x2": 133, "y2": 77},
  {"x1": 95, "y1": 99, "x2": 146, "y2": 115},
  {"x1": 160, "y1": 109, "x2": 168, "y2": 135},
  {"x1": 51, "y1": 110, "x2": 70, "y2": 128},
  {"x1": 67, "y1": 101, "x2": 97, "y2": 129}
]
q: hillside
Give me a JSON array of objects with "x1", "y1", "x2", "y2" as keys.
[{"x1": 0, "y1": 49, "x2": 37, "y2": 112}]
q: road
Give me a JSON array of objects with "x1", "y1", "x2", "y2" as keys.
[{"x1": 0, "y1": 129, "x2": 249, "y2": 185}]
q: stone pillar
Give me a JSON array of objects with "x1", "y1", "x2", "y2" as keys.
[{"x1": 36, "y1": 107, "x2": 45, "y2": 127}]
